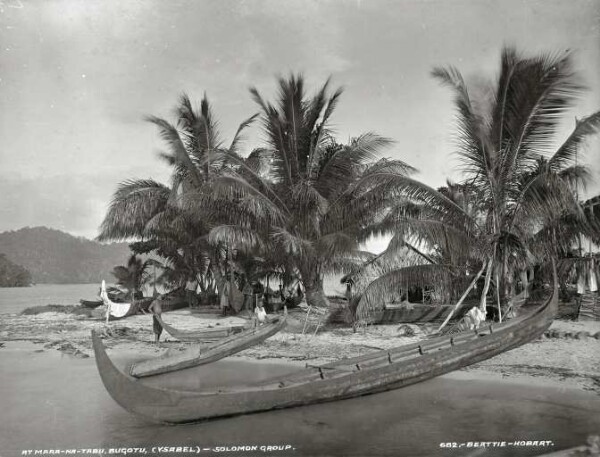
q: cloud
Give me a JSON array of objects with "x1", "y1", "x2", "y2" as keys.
[
  {"x1": 0, "y1": 169, "x2": 168, "y2": 238},
  {"x1": 1, "y1": 0, "x2": 599, "y2": 240}
]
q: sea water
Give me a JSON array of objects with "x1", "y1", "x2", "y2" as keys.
[
  {"x1": 0, "y1": 283, "x2": 100, "y2": 314},
  {"x1": 0, "y1": 279, "x2": 345, "y2": 316},
  {"x1": 1, "y1": 341, "x2": 599, "y2": 457}
]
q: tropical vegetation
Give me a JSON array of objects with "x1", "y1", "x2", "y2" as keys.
[
  {"x1": 97, "y1": 76, "x2": 424, "y2": 309},
  {"x1": 348, "y1": 47, "x2": 600, "y2": 325},
  {"x1": 109, "y1": 254, "x2": 160, "y2": 300},
  {"x1": 0, "y1": 253, "x2": 32, "y2": 287},
  {"x1": 98, "y1": 47, "x2": 600, "y2": 326}
]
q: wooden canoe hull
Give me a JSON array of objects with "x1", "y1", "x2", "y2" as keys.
[
  {"x1": 129, "y1": 316, "x2": 287, "y2": 377},
  {"x1": 80, "y1": 299, "x2": 103, "y2": 309},
  {"x1": 371, "y1": 303, "x2": 469, "y2": 324},
  {"x1": 92, "y1": 284, "x2": 557, "y2": 424},
  {"x1": 156, "y1": 315, "x2": 248, "y2": 342},
  {"x1": 91, "y1": 302, "x2": 138, "y2": 321},
  {"x1": 108, "y1": 298, "x2": 155, "y2": 319},
  {"x1": 160, "y1": 300, "x2": 188, "y2": 313}
]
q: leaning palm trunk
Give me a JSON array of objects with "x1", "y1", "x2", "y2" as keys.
[
  {"x1": 436, "y1": 260, "x2": 488, "y2": 333},
  {"x1": 495, "y1": 269, "x2": 503, "y2": 322},
  {"x1": 479, "y1": 256, "x2": 494, "y2": 313}
]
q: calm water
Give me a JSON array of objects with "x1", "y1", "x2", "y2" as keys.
[
  {"x1": 0, "y1": 283, "x2": 101, "y2": 314},
  {"x1": 1, "y1": 342, "x2": 599, "y2": 457},
  {"x1": 0, "y1": 281, "x2": 345, "y2": 316}
]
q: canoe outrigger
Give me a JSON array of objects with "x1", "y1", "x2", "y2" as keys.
[
  {"x1": 154, "y1": 315, "x2": 248, "y2": 342},
  {"x1": 129, "y1": 311, "x2": 287, "y2": 377}
]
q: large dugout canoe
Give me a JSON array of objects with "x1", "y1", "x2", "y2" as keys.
[
  {"x1": 371, "y1": 303, "x2": 468, "y2": 324},
  {"x1": 80, "y1": 299, "x2": 103, "y2": 309},
  {"x1": 155, "y1": 315, "x2": 248, "y2": 342},
  {"x1": 92, "y1": 278, "x2": 558, "y2": 424},
  {"x1": 372, "y1": 284, "x2": 532, "y2": 325},
  {"x1": 129, "y1": 313, "x2": 287, "y2": 378}
]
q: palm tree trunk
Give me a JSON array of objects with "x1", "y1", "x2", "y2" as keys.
[
  {"x1": 480, "y1": 256, "x2": 494, "y2": 313},
  {"x1": 305, "y1": 277, "x2": 329, "y2": 308},
  {"x1": 520, "y1": 270, "x2": 529, "y2": 298},
  {"x1": 299, "y1": 261, "x2": 329, "y2": 308},
  {"x1": 227, "y1": 248, "x2": 234, "y2": 305},
  {"x1": 495, "y1": 268, "x2": 502, "y2": 322}
]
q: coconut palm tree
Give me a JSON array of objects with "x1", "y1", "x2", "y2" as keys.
[
  {"x1": 110, "y1": 254, "x2": 155, "y2": 300},
  {"x1": 432, "y1": 47, "x2": 600, "y2": 309},
  {"x1": 349, "y1": 48, "x2": 600, "y2": 325},
  {"x1": 200, "y1": 75, "x2": 433, "y2": 308},
  {"x1": 97, "y1": 94, "x2": 258, "y2": 304}
]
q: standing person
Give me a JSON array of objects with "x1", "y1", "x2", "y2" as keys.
[
  {"x1": 220, "y1": 281, "x2": 231, "y2": 316},
  {"x1": 242, "y1": 281, "x2": 254, "y2": 315},
  {"x1": 148, "y1": 297, "x2": 163, "y2": 344},
  {"x1": 185, "y1": 277, "x2": 198, "y2": 308}
]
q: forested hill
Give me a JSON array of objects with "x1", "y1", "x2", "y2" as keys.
[
  {"x1": 0, "y1": 254, "x2": 32, "y2": 287},
  {"x1": 0, "y1": 227, "x2": 131, "y2": 284}
]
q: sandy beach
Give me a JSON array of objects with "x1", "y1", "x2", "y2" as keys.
[{"x1": 1, "y1": 304, "x2": 599, "y2": 395}]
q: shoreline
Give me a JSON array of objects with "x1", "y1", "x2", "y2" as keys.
[{"x1": 1, "y1": 306, "x2": 599, "y2": 394}]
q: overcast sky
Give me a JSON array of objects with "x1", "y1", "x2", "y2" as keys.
[{"x1": 1, "y1": 0, "x2": 599, "y2": 242}]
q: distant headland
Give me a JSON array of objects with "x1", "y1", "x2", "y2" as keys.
[{"x1": 0, "y1": 226, "x2": 130, "y2": 286}]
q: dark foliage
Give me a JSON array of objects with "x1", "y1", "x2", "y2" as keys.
[{"x1": 0, "y1": 253, "x2": 32, "y2": 287}]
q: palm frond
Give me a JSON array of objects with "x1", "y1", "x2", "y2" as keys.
[
  {"x1": 549, "y1": 111, "x2": 600, "y2": 172},
  {"x1": 228, "y1": 113, "x2": 260, "y2": 155},
  {"x1": 97, "y1": 179, "x2": 171, "y2": 241},
  {"x1": 208, "y1": 225, "x2": 264, "y2": 252},
  {"x1": 432, "y1": 65, "x2": 489, "y2": 180},
  {"x1": 315, "y1": 230, "x2": 359, "y2": 258},
  {"x1": 271, "y1": 228, "x2": 314, "y2": 258},
  {"x1": 145, "y1": 115, "x2": 204, "y2": 186}
]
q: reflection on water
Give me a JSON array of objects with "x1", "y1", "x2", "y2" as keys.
[{"x1": 2, "y1": 342, "x2": 600, "y2": 457}]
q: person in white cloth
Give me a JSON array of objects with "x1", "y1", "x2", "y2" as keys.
[
  {"x1": 464, "y1": 306, "x2": 486, "y2": 331},
  {"x1": 254, "y1": 297, "x2": 268, "y2": 325}
]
